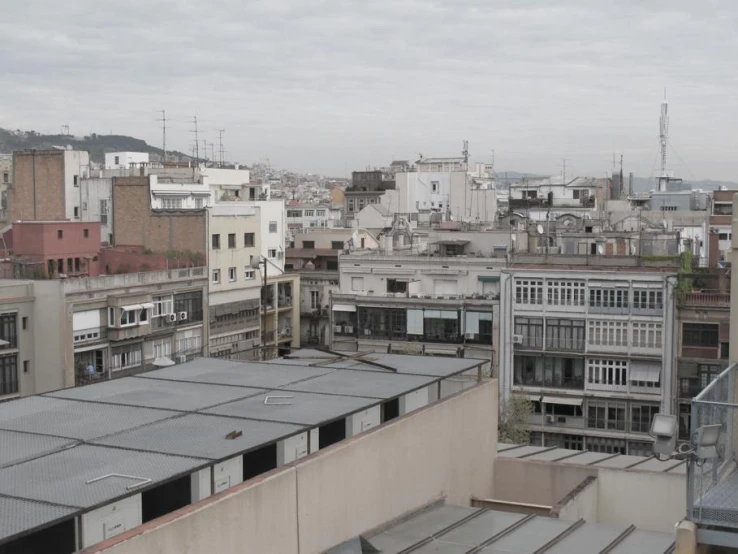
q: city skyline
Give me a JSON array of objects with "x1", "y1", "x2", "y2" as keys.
[{"x1": 2, "y1": 0, "x2": 737, "y2": 180}]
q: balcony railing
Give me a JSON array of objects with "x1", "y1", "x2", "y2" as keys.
[
  {"x1": 688, "y1": 363, "x2": 738, "y2": 528},
  {"x1": 683, "y1": 291, "x2": 731, "y2": 308},
  {"x1": 544, "y1": 337, "x2": 585, "y2": 352}
]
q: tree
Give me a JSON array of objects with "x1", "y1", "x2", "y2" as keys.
[{"x1": 499, "y1": 394, "x2": 533, "y2": 445}]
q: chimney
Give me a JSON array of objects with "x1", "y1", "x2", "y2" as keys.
[
  {"x1": 397, "y1": 234, "x2": 404, "y2": 248},
  {"x1": 383, "y1": 234, "x2": 393, "y2": 254}
]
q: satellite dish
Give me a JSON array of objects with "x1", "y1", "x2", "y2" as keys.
[
  {"x1": 597, "y1": 245, "x2": 604, "y2": 255},
  {"x1": 536, "y1": 224, "x2": 544, "y2": 235}
]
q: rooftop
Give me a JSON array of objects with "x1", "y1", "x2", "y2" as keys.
[
  {"x1": 0, "y1": 350, "x2": 486, "y2": 546},
  {"x1": 352, "y1": 502, "x2": 675, "y2": 554}
]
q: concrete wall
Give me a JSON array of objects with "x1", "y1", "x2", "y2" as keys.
[
  {"x1": 553, "y1": 476, "x2": 598, "y2": 522},
  {"x1": 494, "y1": 458, "x2": 685, "y2": 533},
  {"x1": 86, "y1": 379, "x2": 498, "y2": 554}
]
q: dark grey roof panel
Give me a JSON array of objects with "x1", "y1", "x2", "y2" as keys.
[
  {"x1": 0, "y1": 396, "x2": 176, "y2": 440},
  {"x1": 93, "y1": 413, "x2": 305, "y2": 460},
  {"x1": 204, "y1": 390, "x2": 380, "y2": 425},
  {"x1": 544, "y1": 522, "x2": 626, "y2": 554},
  {"x1": 480, "y1": 516, "x2": 573, "y2": 553},
  {"x1": 0, "y1": 496, "x2": 77, "y2": 542},
  {"x1": 439, "y1": 510, "x2": 527, "y2": 546},
  {"x1": 46, "y1": 377, "x2": 266, "y2": 411},
  {"x1": 0, "y1": 445, "x2": 203, "y2": 509},
  {"x1": 0, "y1": 429, "x2": 76, "y2": 469},
  {"x1": 280, "y1": 369, "x2": 437, "y2": 399},
  {"x1": 609, "y1": 529, "x2": 676, "y2": 554}
]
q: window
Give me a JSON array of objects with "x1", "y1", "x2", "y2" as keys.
[
  {"x1": 119, "y1": 309, "x2": 136, "y2": 327},
  {"x1": 633, "y1": 289, "x2": 663, "y2": 310},
  {"x1": 386, "y1": 279, "x2": 408, "y2": 294},
  {"x1": 572, "y1": 190, "x2": 580, "y2": 199},
  {"x1": 431, "y1": 181, "x2": 439, "y2": 192},
  {"x1": 515, "y1": 279, "x2": 543, "y2": 305},
  {"x1": 632, "y1": 322, "x2": 662, "y2": 349},
  {"x1": 152, "y1": 338, "x2": 172, "y2": 359},
  {"x1": 212, "y1": 269, "x2": 221, "y2": 284},
  {"x1": 100, "y1": 200, "x2": 108, "y2": 225},
  {"x1": 310, "y1": 290, "x2": 320, "y2": 309},
  {"x1": 287, "y1": 210, "x2": 302, "y2": 218},
  {"x1": 195, "y1": 197, "x2": 204, "y2": 209},
  {"x1": 358, "y1": 199, "x2": 365, "y2": 210},
  {"x1": 269, "y1": 221, "x2": 277, "y2": 233},
  {"x1": 588, "y1": 400, "x2": 625, "y2": 431},
  {"x1": 588, "y1": 320, "x2": 628, "y2": 347},
  {"x1": 57, "y1": 230, "x2": 63, "y2": 239},
  {"x1": 514, "y1": 317, "x2": 544, "y2": 349},
  {"x1": 212, "y1": 234, "x2": 221, "y2": 249},
  {"x1": 304, "y1": 210, "x2": 314, "y2": 217},
  {"x1": 587, "y1": 436, "x2": 626, "y2": 455},
  {"x1": 348, "y1": 199, "x2": 355, "y2": 212},
  {"x1": 74, "y1": 258, "x2": 80, "y2": 273},
  {"x1": 161, "y1": 197, "x2": 183, "y2": 209},
  {"x1": 631, "y1": 404, "x2": 659, "y2": 433},
  {"x1": 0, "y1": 355, "x2": 18, "y2": 396},
  {"x1": 589, "y1": 287, "x2": 628, "y2": 309},
  {"x1": 83, "y1": 228, "x2": 89, "y2": 238},
  {"x1": 2, "y1": 172, "x2": 7, "y2": 184},
  {"x1": 351, "y1": 276, "x2": 364, "y2": 291},
  {"x1": 682, "y1": 323, "x2": 719, "y2": 347},
  {"x1": 331, "y1": 241, "x2": 344, "y2": 250},
  {"x1": 316, "y1": 210, "x2": 325, "y2": 216},
  {"x1": 268, "y1": 248, "x2": 277, "y2": 258},
  {"x1": 547, "y1": 280, "x2": 585, "y2": 306},
  {"x1": 699, "y1": 364, "x2": 722, "y2": 389},
  {"x1": 513, "y1": 356, "x2": 584, "y2": 388},
  {"x1": 174, "y1": 291, "x2": 204, "y2": 324},
  {"x1": 587, "y1": 359, "x2": 628, "y2": 387},
  {"x1": 73, "y1": 175, "x2": 79, "y2": 186},
  {"x1": 21, "y1": 317, "x2": 27, "y2": 331},
  {"x1": 302, "y1": 240, "x2": 315, "y2": 249},
  {"x1": 228, "y1": 267, "x2": 236, "y2": 282},
  {"x1": 0, "y1": 313, "x2": 17, "y2": 349},
  {"x1": 114, "y1": 155, "x2": 120, "y2": 165},
  {"x1": 23, "y1": 360, "x2": 29, "y2": 374},
  {"x1": 721, "y1": 343, "x2": 730, "y2": 359},
  {"x1": 244, "y1": 268, "x2": 255, "y2": 280},
  {"x1": 719, "y1": 233, "x2": 729, "y2": 241},
  {"x1": 152, "y1": 295, "x2": 173, "y2": 317},
  {"x1": 111, "y1": 345, "x2": 142, "y2": 372},
  {"x1": 139, "y1": 307, "x2": 148, "y2": 323},
  {"x1": 244, "y1": 233, "x2": 255, "y2": 247},
  {"x1": 545, "y1": 319, "x2": 585, "y2": 351}
]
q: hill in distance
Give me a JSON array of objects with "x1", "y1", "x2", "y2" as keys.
[{"x1": 0, "y1": 128, "x2": 191, "y2": 164}]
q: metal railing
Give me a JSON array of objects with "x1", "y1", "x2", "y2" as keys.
[
  {"x1": 689, "y1": 363, "x2": 738, "y2": 528},
  {"x1": 683, "y1": 291, "x2": 731, "y2": 308}
]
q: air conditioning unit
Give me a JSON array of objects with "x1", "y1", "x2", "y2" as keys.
[
  {"x1": 344, "y1": 325, "x2": 354, "y2": 334},
  {"x1": 334, "y1": 325, "x2": 343, "y2": 333},
  {"x1": 178, "y1": 311, "x2": 188, "y2": 321},
  {"x1": 177, "y1": 355, "x2": 187, "y2": 364},
  {"x1": 166, "y1": 313, "x2": 177, "y2": 323},
  {"x1": 546, "y1": 415, "x2": 555, "y2": 424},
  {"x1": 557, "y1": 416, "x2": 567, "y2": 424},
  {"x1": 363, "y1": 328, "x2": 372, "y2": 335},
  {"x1": 512, "y1": 334, "x2": 523, "y2": 344}
]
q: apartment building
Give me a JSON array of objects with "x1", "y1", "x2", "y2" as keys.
[
  {"x1": 711, "y1": 189, "x2": 735, "y2": 262},
  {"x1": 286, "y1": 201, "x2": 342, "y2": 232},
  {"x1": 10, "y1": 149, "x2": 90, "y2": 222},
  {"x1": 499, "y1": 267, "x2": 678, "y2": 456},
  {"x1": 330, "y1": 246, "x2": 503, "y2": 370},
  {"x1": 345, "y1": 170, "x2": 394, "y2": 220},
  {"x1": 506, "y1": 176, "x2": 608, "y2": 222},
  {"x1": 207, "y1": 204, "x2": 261, "y2": 360}
]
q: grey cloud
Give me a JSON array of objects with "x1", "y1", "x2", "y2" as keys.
[{"x1": 1, "y1": 0, "x2": 737, "y2": 179}]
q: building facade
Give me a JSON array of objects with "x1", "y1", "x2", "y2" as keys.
[{"x1": 499, "y1": 268, "x2": 678, "y2": 456}]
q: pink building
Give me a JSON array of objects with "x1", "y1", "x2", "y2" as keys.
[{"x1": 13, "y1": 221, "x2": 102, "y2": 277}]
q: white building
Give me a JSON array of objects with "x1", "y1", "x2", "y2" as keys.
[
  {"x1": 64, "y1": 150, "x2": 91, "y2": 221},
  {"x1": 202, "y1": 166, "x2": 269, "y2": 202},
  {"x1": 499, "y1": 267, "x2": 678, "y2": 456},
  {"x1": 79, "y1": 177, "x2": 113, "y2": 244},
  {"x1": 148, "y1": 175, "x2": 214, "y2": 210},
  {"x1": 507, "y1": 176, "x2": 607, "y2": 222},
  {"x1": 285, "y1": 202, "x2": 342, "y2": 233},
  {"x1": 105, "y1": 152, "x2": 149, "y2": 170}
]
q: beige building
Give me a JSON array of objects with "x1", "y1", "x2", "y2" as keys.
[{"x1": 0, "y1": 153, "x2": 11, "y2": 220}]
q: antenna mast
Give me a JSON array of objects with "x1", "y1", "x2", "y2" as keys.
[
  {"x1": 191, "y1": 116, "x2": 200, "y2": 162},
  {"x1": 157, "y1": 110, "x2": 167, "y2": 163},
  {"x1": 659, "y1": 92, "x2": 669, "y2": 191},
  {"x1": 218, "y1": 129, "x2": 225, "y2": 167}
]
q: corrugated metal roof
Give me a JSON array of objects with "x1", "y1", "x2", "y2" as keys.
[
  {"x1": 93, "y1": 413, "x2": 305, "y2": 460},
  {"x1": 361, "y1": 504, "x2": 675, "y2": 554},
  {"x1": 46, "y1": 376, "x2": 266, "y2": 412},
  {"x1": 0, "y1": 496, "x2": 77, "y2": 542},
  {"x1": 0, "y1": 445, "x2": 204, "y2": 509},
  {"x1": 204, "y1": 390, "x2": 380, "y2": 426},
  {"x1": 281, "y1": 369, "x2": 438, "y2": 399}
]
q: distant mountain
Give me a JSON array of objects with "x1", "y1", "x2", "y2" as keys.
[{"x1": 0, "y1": 128, "x2": 192, "y2": 164}]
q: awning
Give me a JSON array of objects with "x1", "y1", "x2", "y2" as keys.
[
  {"x1": 121, "y1": 304, "x2": 143, "y2": 311},
  {"x1": 541, "y1": 396, "x2": 583, "y2": 407},
  {"x1": 140, "y1": 302, "x2": 155, "y2": 310},
  {"x1": 332, "y1": 304, "x2": 357, "y2": 312},
  {"x1": 520, "y1": 394, "x2": 541, "y2": 403},
  {"x1": 630, "y1": 362, "x2": 661, "y2": 383},
  {"x1": 477, "y1": 276, "x2": 500, "y2": 283}
]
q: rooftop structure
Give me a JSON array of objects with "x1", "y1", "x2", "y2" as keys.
[{"x1": 0, "y1": 350, "x2": 487, "y2": 552}]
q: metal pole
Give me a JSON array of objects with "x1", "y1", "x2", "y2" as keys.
[{"x1": 261, "y1": 259, "x2": 267, "y2": 360}]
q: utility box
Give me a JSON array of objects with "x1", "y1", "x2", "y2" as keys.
[
  {"x1": 277, "y1": 432, "x2": 309, "y2": 465},
  {"x1": 345, "y1": 405, "x2": 381, "y2": 437},
  {"x1": 190, "y1": 467, "x2": 212, "y2": 502},
  {"x1": 212, "y1": 456, "x2": 243, "y2": 494},
  {"x1": 81, "y1": 494, "x2": 141, "y2": 548}
]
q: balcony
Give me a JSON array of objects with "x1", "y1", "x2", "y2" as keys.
[
  {"x1": 588, "y1": 303, "x2": 630, "y2": 316},
  {"x1": 683, "y1": 291, "x2": 731, "y2": 308},
  {"x1": 688, "y1": 364, "x2": 738, "y2": 529},
  {"x1": 508, "y1": 196, "x2": 595, "y2": 210},
  {"x1": 73, "y1": 326, "x2": 107, "y2": 345},
  {"x1": 514, "y1": 335, "x2": 543, "y2": 350},
  {"x1": 544, "y1": 337, "x2": 585, "y2": 352}
]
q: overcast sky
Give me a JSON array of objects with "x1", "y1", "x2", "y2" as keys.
[{"x1": 2, "y1": 0, "x2": 736, "y2": 180}]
